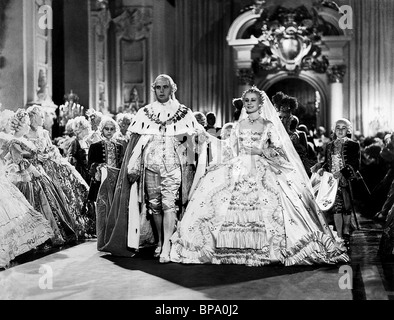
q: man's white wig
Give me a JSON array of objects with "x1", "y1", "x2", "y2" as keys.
[
  {"x1": 151, "y1": 74, "x2": 178, "y2": 101},
  {"x1": 334, "y1": 118, "x2": 353, "y2": 134}
]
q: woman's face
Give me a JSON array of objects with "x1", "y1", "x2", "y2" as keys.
[
  {"x1": 31, "y1": 112, "x2": 44, "y2": 128},
  {"x1": 102, "y1": 121, "x2": 116, "y2": 140},
  {"x1": 243, "y1": 93, "x2": 260, "y2": 114},
  {"x1": 18, "y1": 121, "x2": 30, "y2": 136}
]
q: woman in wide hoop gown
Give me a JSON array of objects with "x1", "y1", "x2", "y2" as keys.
[
  {"x1": 25, "y1": 105, "x2": 91, "y2": 238},
  {"x1": 4, "y1": 109, "x2": 78, "y2": 246},
  {"x1": 170, "y1": 86, "x2": 349, "y2": 266},
  {"x1": 0, "y1": 126, "x2": 53, "y2": 269}
]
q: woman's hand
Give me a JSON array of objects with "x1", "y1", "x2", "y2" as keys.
[{"x1": 127, "y1": 169, "x2": 140, "y2": 184}]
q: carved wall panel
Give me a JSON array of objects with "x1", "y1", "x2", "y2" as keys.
[
  {"x1": 119, "y1": 39, "x2": 146, "y2": 109},
  {"x1": 114, "y1": 6, "x2": 152, "y2": 112},
  {"x1": 33, "y1": 0, "x2": 53, "y2": 104},
  {"x1": 89, "y1": 4, "x2": 152, "y2": 113},
  {"x1": 89, "y1": 6, "x2": 111, "y2": 113}
]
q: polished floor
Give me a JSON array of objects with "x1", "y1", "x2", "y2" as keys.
[{"x1": 0, "y1": 212, "x2": 393, "y2": 300}]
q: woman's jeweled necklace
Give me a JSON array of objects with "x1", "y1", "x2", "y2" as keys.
[{"x1": 248, "y1": 116, "x2": 260, "y2": 124}]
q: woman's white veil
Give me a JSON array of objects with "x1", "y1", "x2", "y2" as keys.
[{"x1": 239, "y1": 90, "x2": 313, "y2": 189}]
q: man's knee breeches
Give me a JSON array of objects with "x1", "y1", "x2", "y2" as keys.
[
  {"x1": 334, "y1": 186, "x2": 352, "y2": 216},
  {"x1": 145, "y1": 167, "x2": 182, "y2": 215}
]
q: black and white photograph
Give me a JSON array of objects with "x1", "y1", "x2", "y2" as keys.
[{"x1": 0, "y1": 0, "x2": 393, "y2": 305}]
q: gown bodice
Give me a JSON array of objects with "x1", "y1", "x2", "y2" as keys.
[
  {"x1": 27, "y1": 130, "x2": 50, "y2": 151},
  {"x1": 237, "y1": 130, "x2": 264, "y2": 155}
]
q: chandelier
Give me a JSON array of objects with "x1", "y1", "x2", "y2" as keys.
[
  {"x1": 249, "y1": 1, "x2": 342, "y2": 74},
  {"x1": 58, "y1": 90, "x2": 85, "y2": 127}
]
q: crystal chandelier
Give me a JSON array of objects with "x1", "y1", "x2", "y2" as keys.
[{"x1": 58, "y1": 90, "x2": 85, "y2": 127}]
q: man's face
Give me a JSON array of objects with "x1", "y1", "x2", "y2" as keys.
[
  {"x1": 31, "y1": 111, "x2": 44, "y2": 127},
  {"x1": 90, "y1": 115, "x2": 101, "y2": 130},
  {"x1": 102, "y1": 121, "x2": 116, "y2": 140},
  {"x1": 278, "y1": 111, "x2": 291, "y2": 129},
  {"x1": 335, "y1": 121, "x2": 349, "y2": 139},
  {"x1": 154, "y1": 78, "x2": 172, "y2": 103},
  {"x1": 120, "y1": 118, "x2": 131, "y2": 135}
]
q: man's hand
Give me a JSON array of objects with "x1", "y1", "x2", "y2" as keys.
[
  {"x1": 127, "y1": 169, "x2": 140, "y2": 184},
  {"x1": 311, "y1": 162, "x2": 322, "y2": 173}
]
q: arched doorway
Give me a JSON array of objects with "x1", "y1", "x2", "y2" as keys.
[
  {"x1": 227, "y1": 4, "x2": 351, "y2": 131},
  {"x1": 265, "y1": 78, "x2": 319, "y2": 132}
]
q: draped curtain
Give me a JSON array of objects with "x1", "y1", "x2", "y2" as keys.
[
  {"x1": 349, "y1": 0, "x2": 394, "y2": 136},
  {"x1": 174, "y1": 0, "x2": 237, "y2": 126}
]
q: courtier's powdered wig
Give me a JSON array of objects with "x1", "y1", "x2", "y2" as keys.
[
  {"x1": 98, "y1": 116, "x2": 120, "y2": 135},
  {"x1": 65, "y1": 118, "x2": 75, "y2": 135},
  {"x1": 332, "y1": 118, "x2": 353, "y2": 140},
  {"x1": 86, "y1": 109, "x2": 103, "y2": 123},
  {"x1": 334, "y1": 118, "x2": 353, "y2": 133},
  {"x1": 116, "y1": 112, "x2": 134, "y2": 125},
  {"x1": 72, "y1": 116, "x2": 91, "y2": 133}
]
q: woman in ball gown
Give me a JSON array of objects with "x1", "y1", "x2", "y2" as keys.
[
  {"x1": 25, "y1": 105, "x2": 91, "y2": 238},
  {"x1": 170, "y1": 86, "x2": 349, "y2": 266},
  {"x1": 4, "y1": 109, "x2": 78, "y2": 246},
  {"x1": 0, "y1": 158, "x2": 54, "y2": 269},
  {"x1": 0, "y1": 113, "x2": 53, "y2": 269}
]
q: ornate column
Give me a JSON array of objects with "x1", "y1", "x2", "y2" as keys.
[
  {"x1": 327, "y1": 64, "x2": 346, "y2": 129},
  {"x1": 88, "y1": 1, "x2": 111, "y2": 113}
]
